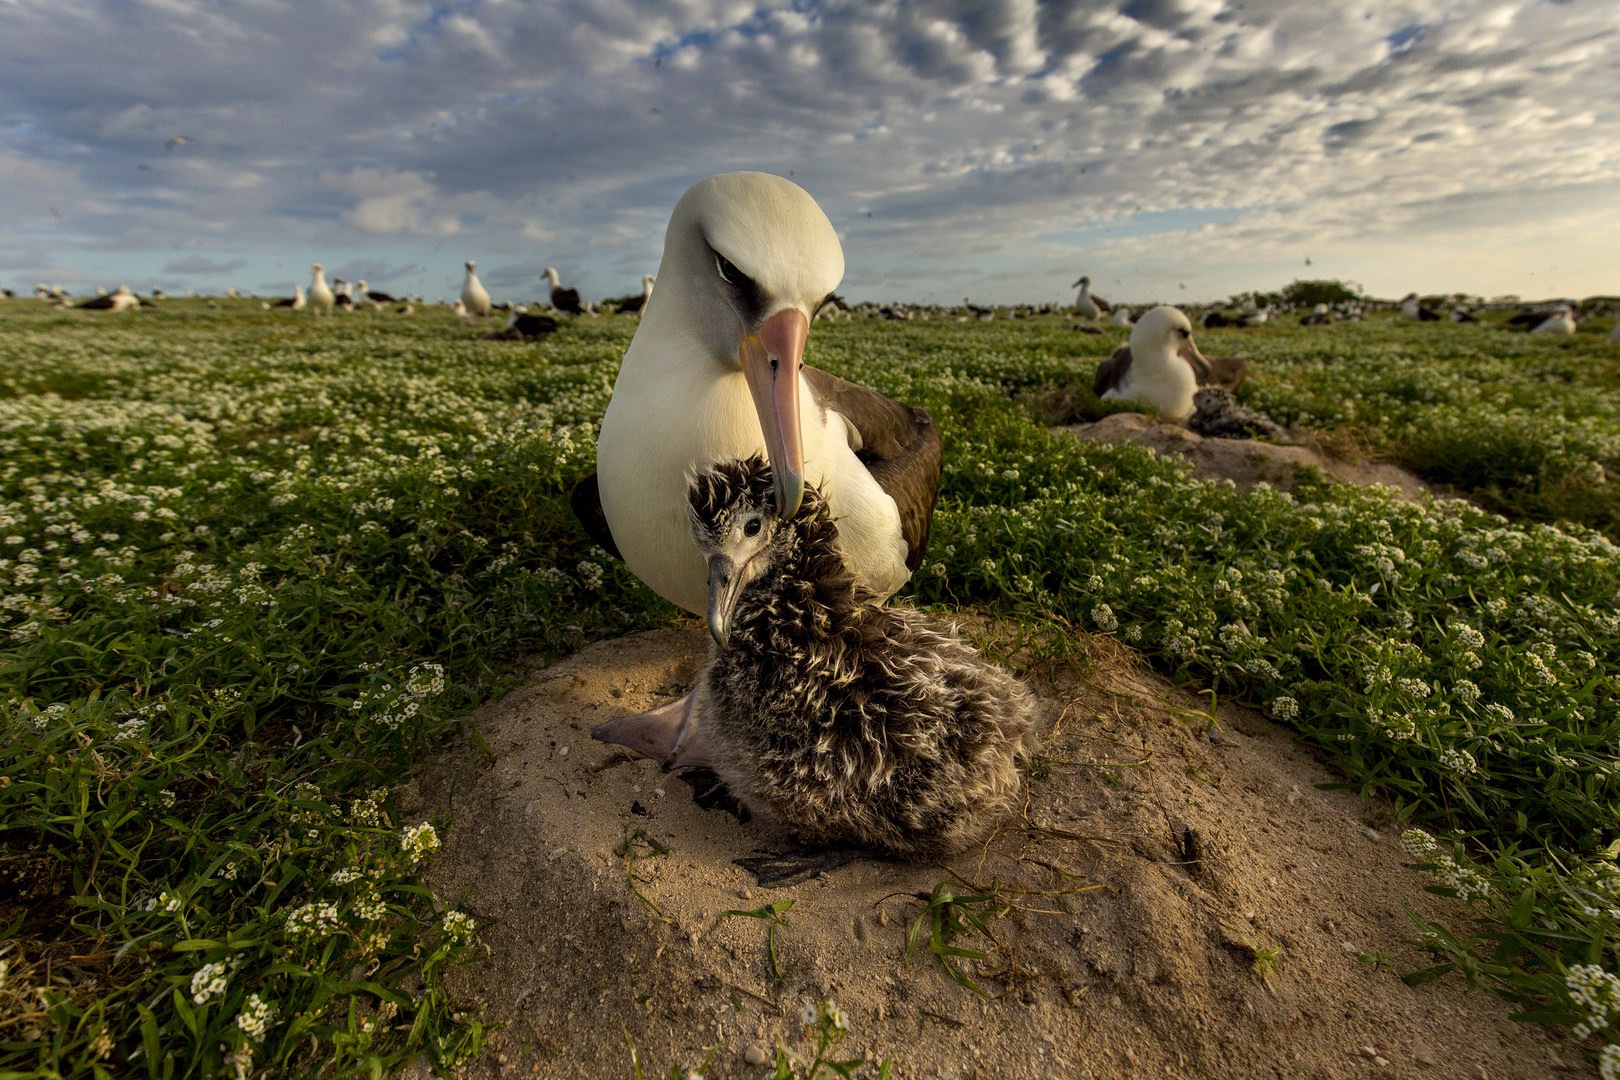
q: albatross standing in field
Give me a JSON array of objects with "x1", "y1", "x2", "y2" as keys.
[
  {"x1": 580, "y1": 172, "x2": 942, "y2": 757},
  {"x1": 1092, "y1": 306, "x2": 1209, "y2": 423},
  {"x1": 461, "y1": 261, "x2": 492, "y2": 317},
  {"x1": 1072, "y1": 275, "x2": 1110, "y2": 319},
  {"x1": 308, "y1": 265, "x2": 334, "y2": 314},
  {"x1": 544, "y1": 267, "x2": 586, "y2": 315}
]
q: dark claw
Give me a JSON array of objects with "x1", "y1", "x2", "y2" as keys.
[
  {"x1": 674, "y1": 768, "x2": 750, "y2": 822},
  {"x1": 734, "y1": 848, "x2": 867, "y2": 888}
]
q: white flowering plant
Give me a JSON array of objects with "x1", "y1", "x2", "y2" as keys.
[{"x1": 4, "y1": 300, "x2": 1619, "y2": 1072}]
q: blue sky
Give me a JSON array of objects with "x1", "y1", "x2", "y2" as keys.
[{"x1": 2, "y1": 1, "x2": 1616, "y2": 305}]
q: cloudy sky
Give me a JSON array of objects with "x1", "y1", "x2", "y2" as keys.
[{"x1": 3, "y1": 1, "x2": 1616, "y2": 305}]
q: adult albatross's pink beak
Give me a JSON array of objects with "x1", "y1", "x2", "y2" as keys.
[
  {"x1": 1178, "y1": 333, "x2": 1211, "y2": 380},
  {"x1": 740, "y1": 308, "x2": 808, "y2": 518}
]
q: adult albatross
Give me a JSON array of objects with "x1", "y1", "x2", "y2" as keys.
[
  {"x1": 580, "y1": 171, "x2": 940, "y2": 609},
  {"x1": 577, "y1": 172, "x2": 942, "y2": 749}
]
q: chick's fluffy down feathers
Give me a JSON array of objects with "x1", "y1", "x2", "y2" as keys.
[{"x1": 690, "y1": 457, "x2": 1041, "y2": 857}]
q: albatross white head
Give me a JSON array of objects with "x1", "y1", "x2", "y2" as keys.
[
  {"x1": 642, "y1": 171, "x2": 845, "y2": 518},
  {"x1": 1128, "y1": 306, "x2": 1207, "y2": 421}
]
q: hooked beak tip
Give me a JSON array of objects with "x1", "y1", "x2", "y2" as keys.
[{"x1": 774, "y1": 472, "x2": 804, "y2": 519}]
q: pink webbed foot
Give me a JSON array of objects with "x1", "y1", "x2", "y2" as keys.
[{"x1": 591, "y1": 688, "x2": 713, "y2": 770}]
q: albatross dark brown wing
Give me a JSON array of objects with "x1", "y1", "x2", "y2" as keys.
[
  {"x1": 1093, "y1": 344, "x2": 1133, "y2": 397},
  {"x1": 801, "y1": 365, "x2": 942, "y2": 573},
  {"x1": 568, "y1": 473, "x2": 622, "y2": 559}
]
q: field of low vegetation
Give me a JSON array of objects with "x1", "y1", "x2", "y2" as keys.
[{"x1": 1, "y1": 296, "x2": 1617, "y2": 1077}]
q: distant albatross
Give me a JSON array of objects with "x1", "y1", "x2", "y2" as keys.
[
  {"x1": 615, "y1": 274, "x2": 655, "y2": 316},
  {"x1": 1531, "y1": 305, "x2": 1576, "y2": 335},
  {"x1": 461, "y1": 261, "x2": 492, "y2": 317},
  {"x1": 544, "y1": 267, "x2": 585, "y2": 315},
  {"x1": 1072, "y1": 275, "x2": 1110, "y2": 319},
  {"x1": 308, "y1": 264, "x2": 334, "y2": 314},
  {"x1": 75, "y1": 285, "x2": 139, "y2": 312},
  {"x1": 1092, "y1": 306, "x2": 1209, "y2": 422},
  {"x1": 1400, "y1": 292, "x2": 1441, "y2": 322}
]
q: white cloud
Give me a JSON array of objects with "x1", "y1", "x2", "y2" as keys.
[
  {"x1": 0, "y1": 0, "x2": 1615, "y2": 301},
  {"x1": 321, "y1": 167, "x2": 460, "y2": 235}
]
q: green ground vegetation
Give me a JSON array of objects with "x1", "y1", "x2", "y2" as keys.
[{"x1": 2, "y1": 297, "x2": 1618, "y2": 1075}]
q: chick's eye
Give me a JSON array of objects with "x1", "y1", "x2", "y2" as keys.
[{"x1": 743, "y1": 517, "x2": 762, "y2": 537}]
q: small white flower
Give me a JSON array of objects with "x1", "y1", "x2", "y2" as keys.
[
  {"x1": 401, "y1": 822, "x2": 440, "y2": 864},
  {"x1": 235, "y1": 993, "x2": 275, "y2": 1043},
  {"x1": 190, "y1": 961, "x2": 228, "y2": 1005},
  {"x1": 1090, "y1": 603, "x2": 1118, "y2": 633},
  {"x1": 1270, "y1": 696, "x2": 1300, "y2": 721},
  {"x1": 1439, "y1": 748, "x2": 1479, "y2": 776},
  {"x1": 442, "y1": 909, "x2": 477, "y2": 943},
  {"x1": 1400, "y1": 829, "x2": 1438, "y2": 858}
]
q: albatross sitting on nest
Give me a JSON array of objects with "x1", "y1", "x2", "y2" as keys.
[
  {"x1": 1400, "y1": 292, "x2": 1441, "y2": 322},
  {"x1": 578, "y1": 171, "x2": 943, "y2": 759},
  {"x1": 1092, "y1": 306, "x2": 1210, "y2": 422},
  {"x1": 638, "y1": 456, "x2": 1037, "y2": 880},
  {"x1": 75, "y1": 285, "x2": 140, "y2": 312}
]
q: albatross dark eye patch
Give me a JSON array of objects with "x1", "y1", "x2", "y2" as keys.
[{"x1": 707, "y1": 245, "x2": 763, "y2": 317}]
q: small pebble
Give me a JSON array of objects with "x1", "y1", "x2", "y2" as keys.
[
  {"x1": 1365, "y1": 827, "x2": 1380, "y2": 842},
  {"x1": 557, "y1": 745, "x2": 570, "y2": 757},
  {"x1": 743, "y1": 1044, "x2": 768, "y2": 1067}
]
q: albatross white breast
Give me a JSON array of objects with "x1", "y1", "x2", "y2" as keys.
[{"x1": 582, "y1": 171, "x2": 941, "y2": 617}]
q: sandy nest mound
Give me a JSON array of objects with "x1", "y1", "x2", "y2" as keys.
[
  {"x1": 416, "y1": 624, "x2": 1587, "y2": 1079},
  {"x1": 1063, "y1": 413, "x2": 1431, "y2": 500}
]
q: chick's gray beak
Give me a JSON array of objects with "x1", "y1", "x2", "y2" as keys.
[{"x1": 706, "y1": 554, "x2": 742, "y2": 647}]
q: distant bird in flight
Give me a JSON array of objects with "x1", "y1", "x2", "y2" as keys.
[{"x1": 165, "y1": 136, "x2": 191, "y2": 151}]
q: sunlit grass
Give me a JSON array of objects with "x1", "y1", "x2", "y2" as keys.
[{"x1": 3, "y1": 299, "x2": 1618, "y2": 1073}]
